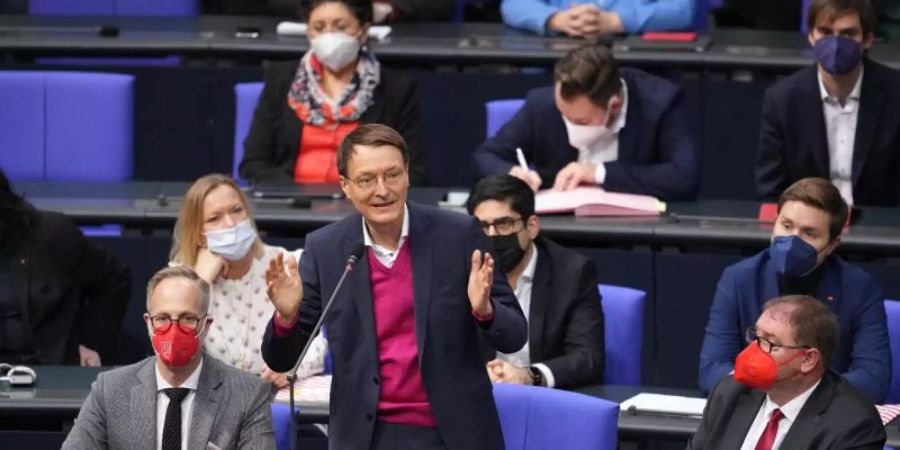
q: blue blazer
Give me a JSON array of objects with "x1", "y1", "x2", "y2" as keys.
[
  {"x1": 473, "y1": 68, "x2": 698, "y2": 200},
  {"x1": 698, "y1": 250, "x2": 891, "y2": 403},
  {"x1": 261, "y1": 202, "x2": 527, "y2": 450},
  {"x1": 756, "y1": 59, "x2": 900, "y2": 206}
]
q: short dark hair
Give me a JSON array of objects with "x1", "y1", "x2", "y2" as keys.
[
  {"x1": 763, "y1": 295, "x2": 839, "y2": 369},
  {"x1": 337, "y1": 124, "x2": 409, "y2": 177},
  {"x1": 554, "y1": 44, "x2": 622, "y2": 107},
  {"x1": 806, "y1": 0, "x2": 877, "y2": 37},
  {"x1": 777, "y1": 177, "x2": 848, "y2": 241},
  {"x1": 466, "y1": 174, "x2": 536, "y2": 219},
  {"x1": 301, "y1": 0, "x2": 373, "y2": 25}
]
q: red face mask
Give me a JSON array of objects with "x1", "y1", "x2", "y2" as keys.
[
  {"x1": 151, "y1": 323, "x2": 203, "y2": 367},
  {"x1": 734, "y1": 342, "x2": 806, "y2": 390}
]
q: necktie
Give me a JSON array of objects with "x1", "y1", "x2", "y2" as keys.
[
  {"x1": 162, "y1": 387, "x2": 191, "y2": 450},
  {"x1": 754, "y1": 408, "x2": 784, "y2": 450}
]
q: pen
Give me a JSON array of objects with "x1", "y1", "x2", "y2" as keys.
[{"x1": 515, "y1": 147, "x2": 529, "y2": 171}]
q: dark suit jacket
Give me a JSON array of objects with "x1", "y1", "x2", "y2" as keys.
[
  {"x1": 756, "y1": 59, "x2": 900, "y2": 206},
  {"x1": 239, "y1": 59, "x2": 426, "y2": 185},
  {"x1": 1, "y1": 208, "x2": 130, "y2": 364},
  {"x1": 481, "y1": 236, "x2": 604, "y2": 389},
  {"x1": 262, "y1": 202, "x2": 527, "y2": 450},
  {"x1": 472, "y1": 68, "x2": 698, "y2": 200},
  {"x1": 688, "y1": 371, "x2": 886, "y2": 450},
  {"x1": 699, "y1": 250, "x2": 891, "y2": 403}
]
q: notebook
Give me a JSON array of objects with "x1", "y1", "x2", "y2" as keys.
[
  {"x1": 273, "y1": 375, "x2": 332, "y2": 408},
  {"x1": 534, "y1": 187, "x2": 666, "y2": 217},
  {"x1": 620, "y1": 393, "x2": 706, "y2": 417}
]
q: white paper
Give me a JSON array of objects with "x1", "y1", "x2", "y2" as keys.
[
  {"x1": 534, "y1": 187, "x2": 665, "y2": 214},
  {"x1": 273, "y1": 374, "x2": 332, "y2": 408},
  {"x1": 620, "y1": 393, "x2": 706, "y2": 417},
  {"x1": 276, "y1": 22, "x2": 392, "y2": 41}
]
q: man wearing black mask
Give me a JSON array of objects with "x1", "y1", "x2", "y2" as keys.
[{"x1": 466, "y1": 174, "x2": 604, "y2": 389}]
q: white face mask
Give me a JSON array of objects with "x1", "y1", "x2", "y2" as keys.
[
  {"x1": 310, "y1": 32, "x2": 361, "y2": 71},
  {"x1": 562, "y1": 96, "x2": 619, "y2": 152},
  {"x1": 563, "y1": 117, "x2": 610, "y2": 152},
  {"x1": 204, "y1": 218, "x2": 257, "y2": 261}
]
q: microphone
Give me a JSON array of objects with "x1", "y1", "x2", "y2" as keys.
[{"x1": 288, "y1": 242, "x2": 366, "y2": 450}]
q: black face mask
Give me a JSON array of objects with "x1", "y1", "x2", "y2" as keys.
[{"x1": 490, "y1": 234, "x2": 526, "y2": 273}]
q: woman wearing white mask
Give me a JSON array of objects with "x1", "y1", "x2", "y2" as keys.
[
  {"x1": 240, "y1": 0, "x2": 425, "y2": 186},
  {"x1": 169, "y1": 174, "x2": 327, "y2": 387}
]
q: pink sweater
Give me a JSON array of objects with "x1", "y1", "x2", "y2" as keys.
[{"x1": 368, "y1": 242, "x2": 436, "y2": 426}]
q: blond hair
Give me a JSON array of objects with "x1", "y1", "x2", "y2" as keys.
[{"x1": 170, "y1": 174, "x2": 261, "y2": 267}]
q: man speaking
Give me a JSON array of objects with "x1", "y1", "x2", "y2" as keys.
[{"x1": 262, "y1": 124, "x2": 527, "y2": 450}]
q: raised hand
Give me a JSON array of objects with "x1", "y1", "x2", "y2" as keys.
[
  {"x1": 509, "y1": 166, "x2": 542, "y2": 192},
  {"x1": 265, "y1": 252, "x2": 302, "y2": 322},
  {"x1": 467, "y1": 250, "x2": 495, "y2": 317}
]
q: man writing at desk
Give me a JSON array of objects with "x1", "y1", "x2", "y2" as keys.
[
  {"x1": 472, "y1": 44, "x2": 698, "y2": 200},
  {"x1": 63, "y1": 266, "x2": 275, "y2": 450},
  {"x1": 262, "y1": 124, "x2": 527, "y2": 450},
  {"x1": 690, "y1": 295, "x2": 885, "y2": 449}
]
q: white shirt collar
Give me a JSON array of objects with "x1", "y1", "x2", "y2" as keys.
[
  {"x1": 362, "y1": 204, "x2": 409, "y2": 253},
  {"x1": 762, "y1": 378, "x2": 822, "y2": 424},
  {"x1": 155, "y1": 356, "x2": 203, "y2": 391},
  {"x1": 611, "y1": 77, "x2": 629, "y2": 133},
  {"x1": 518, "y1": 242, "x2": 538, "y2": 285},
  {"x1": 817, "y1": 67, "x2": 863, "y2": 103}
]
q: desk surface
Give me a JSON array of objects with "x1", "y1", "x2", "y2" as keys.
[
  {"x1": 19, "y1": 181, "x2": 900, "y2": 255},
  {"x1": 0, "y1": 15, "x2": 897, "y2": 70},
  {"x1": 4, "y1": 366, "x2": 900, "y2": 445}
]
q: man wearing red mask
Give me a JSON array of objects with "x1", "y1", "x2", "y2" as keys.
[
  {"x1": 689, "y1": 295, "x2": 885, "y2": 449},
  {"x1": 63, "y1": 266, "x2": 275, "y2": 450},
  {"x1": 699, "y1": 177, "x2": 890, "y2": 403}
]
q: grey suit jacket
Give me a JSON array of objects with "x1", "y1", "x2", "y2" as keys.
[{"x1": 62, "y1": 355, "x2": 275, "y2": 450}]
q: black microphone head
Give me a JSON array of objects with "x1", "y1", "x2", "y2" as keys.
[{"x1": 348, "y1": 242, "x2": 366, "y2": 264}]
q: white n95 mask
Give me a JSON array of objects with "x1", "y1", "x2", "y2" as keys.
[
  {"x1": 204, "y1": 218, "x2": 257, "y2": 261},
  {"x1": 563, "y1": 117, "x2": 610, "y2": 152},
  {"x1": 310, "y1": 32, "x2": 361, "y2": 71}
]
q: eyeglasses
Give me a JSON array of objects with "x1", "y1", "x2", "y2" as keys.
[
  {"x1": 346, "y1": 167, "x2": 406, "y2": 191},
  {"x1": 478, "y1": 216, "x2": 524, "y2": 235},
  {"x1": 148, "y1": 314, "x2": 207, "y2": 334},
  {"x1": 745, "y1": 326, "x2": 809, "y2": 354}
]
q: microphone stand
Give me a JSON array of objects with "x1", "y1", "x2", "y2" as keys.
[{"x1": 288, "y1": 251, "x2": 362, "y2": 450}]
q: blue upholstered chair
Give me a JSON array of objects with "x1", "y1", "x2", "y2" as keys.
[
  {"x1": 271, "y1": 402, "x2": 294, "y2": 450},
  {"x1": 0, "y1": 71, "x2": 134, "y2": 181},
  {"x1": 493, "y1": 383, "x2": 619, "y2": 450},
  {"x1": 233, "y1": 82, "x2": 264, "y2": 183},
  {"x1": 599, "y1": 284, "x2": 647, "y2": 385},
  {"x1": 29, "y1": 0, "x2": 197, "y2": 16},
  {"x1": 485, "y1": 99, "x2": 525, "y2": 138},
  {"x1": 884, "y1": 300, "x2": 900, "y2": 404}
]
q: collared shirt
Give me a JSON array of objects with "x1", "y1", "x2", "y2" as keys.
[
  {"x1": 739, "y1": 379, "x2": 822, "y2": 450},
  {"x1": 575, "y1": 79, "x2": 629, "y2": 185},
  {"x1": 495, "y1": 244, "x2": 556, "y2": 387},
  {"x1": 818, "y1": 69, "x2": 863, "y2": 206},
  {"x1": 155, "y1": 357, "x2": 203, "y2": 450},
  {"x1": 362, "y1": 205, "x2": 410, "y2": 268}
]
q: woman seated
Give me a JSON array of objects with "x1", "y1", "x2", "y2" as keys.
[
  {"x1": 239, "y1": 0, "x2": 425, "y2": 186},
  {"x1": 170, "y1": 174, "x2": 326, "y2": 386}
]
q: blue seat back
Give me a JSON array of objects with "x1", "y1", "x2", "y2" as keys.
[
  {"x1": 233, "y1": 82, "x2": 264, "y2": 183},
  {"x1": 599, "y1": 284, "x2": 646, "y2": 385},
  {"x1": 493, "y1": 383, "x2": 619, "y2": 450},
  {"x1": 885, "y1": 300, "x2": 900, "y2": 403},
  {"x1": 270, "y1": 402, "x2": 294, "y2": 450},
  {"x1": 485, "y1": 99, "x2": 525, "y2": 138},
  {"x1": 30, "y1": 0, "x2": 196, "y2": 16},
  {"x1": 0, "y1": 71, "x2": 134, "y2": 181},
  {"x1": 0, "y1": 73, "x2": 45, "y2": 180}
]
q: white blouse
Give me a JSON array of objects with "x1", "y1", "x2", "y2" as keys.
[{"x1": 202, "y1": 244, "x2": 327, "y2": 379}]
